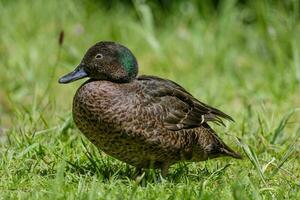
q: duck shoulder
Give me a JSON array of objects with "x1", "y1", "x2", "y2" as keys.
[{"x1": 137, "y1": 75, "x2": 234, "y2": 131}]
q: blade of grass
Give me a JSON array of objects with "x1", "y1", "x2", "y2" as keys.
[
  {"x1": 270, "y1": 127, "x2": 300, "y2": 178},
  {"x1": 292, "y1": 40, "x2": 300, "y2": 83},
  {"x1": 271, "y1": 109, "x2": 297, "y2": 144},
  {"x1": 237, "y1": 139, "x2": 267, "y2": 186},
  {"x1": 81, "y1": 138, "x2": 102, "y2": 175},
  {"x1": 262, "y1": 157, "x2": 275, "y2": 174},
  {"x1": 270, "y1": 142, "x2": 297, "y2": 178},
  {"x1": 202, "y1": 164, "x2": 231, "y2": 189}
]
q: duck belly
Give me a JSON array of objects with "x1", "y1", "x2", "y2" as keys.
[{"x1": 73, "y1": 110, "x2": 183, "y2": 168}]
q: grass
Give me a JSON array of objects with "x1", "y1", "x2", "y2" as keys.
[{"x1": 0, "y1": 0, "x2": 299, "y2": 199}]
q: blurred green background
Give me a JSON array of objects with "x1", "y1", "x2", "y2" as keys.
[{"x1": 0, "y1": 0, "x2": 299, "y2": 199}]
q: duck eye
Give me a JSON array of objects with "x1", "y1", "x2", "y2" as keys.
[{"x1": 95, "y1": 53, "x2": 103, "y2": 59}]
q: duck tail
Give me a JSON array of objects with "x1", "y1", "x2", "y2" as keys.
[{"x1": 220, "y1": 145, "x2": 242, "y2": 159}]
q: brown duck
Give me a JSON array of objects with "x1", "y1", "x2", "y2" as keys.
[{"x1": 59, "y1": 41, "x2": 241, "y2": 177}]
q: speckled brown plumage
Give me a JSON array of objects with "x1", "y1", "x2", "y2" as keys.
[{"x1": 59, "y1": 41, "x2": 241, "y2": 177}]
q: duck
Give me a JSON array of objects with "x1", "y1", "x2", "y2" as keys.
[{"x1": 58, "y1": 41, "x2": 242, "y2": 177}]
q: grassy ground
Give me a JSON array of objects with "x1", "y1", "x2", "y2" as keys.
[{"x1": 0, "y1": 0, "x2": 299, "y2": 199}]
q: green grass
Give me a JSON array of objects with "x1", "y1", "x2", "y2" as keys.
[{"x1": 0, "y1": 0, "x2": 300, "y2": 199}]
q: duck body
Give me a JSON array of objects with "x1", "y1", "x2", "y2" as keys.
[
  {"x1": 59, "y1": 41, "x2": 241, "y2": 176},
  {"x1": 73, "y1": 75, "x2": 241, "y2": 173}
]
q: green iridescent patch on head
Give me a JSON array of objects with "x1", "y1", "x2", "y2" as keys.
[{"x1": 118, "y1": 46, "x2": 137, "y2": 77}]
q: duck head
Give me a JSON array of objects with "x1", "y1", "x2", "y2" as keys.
[{"x1": 58, "y1": 41, "x2": 138, "y2": 84}]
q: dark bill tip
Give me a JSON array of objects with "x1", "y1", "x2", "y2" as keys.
[{"x1": 58, "y1": 66, "x2": 88, "y2": 84}]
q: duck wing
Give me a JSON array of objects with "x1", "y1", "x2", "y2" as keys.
[{"x1": 137, "y1": 75, "x2": 234, "y2": 131}]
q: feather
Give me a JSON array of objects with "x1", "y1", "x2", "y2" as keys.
[{"x1": 138, "y1": 75, "x2": 234, "y2": 131}]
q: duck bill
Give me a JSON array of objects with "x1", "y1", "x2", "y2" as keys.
[{"x1": 58, "y1": 66, "x2": 88, "y2": 84}]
